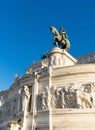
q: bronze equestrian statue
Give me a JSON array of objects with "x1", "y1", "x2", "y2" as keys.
[{"x1": 50, "y1": 26, "x2": 70, "y2": 50}]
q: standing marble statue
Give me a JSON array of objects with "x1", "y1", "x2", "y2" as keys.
[
  {"x1": 22, "y1": 85, "x2": 31, "y2": 112},
  {"x1": 50, "y1": 26, "x2": 70, "y2": 50}
]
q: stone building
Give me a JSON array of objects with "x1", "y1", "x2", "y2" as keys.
[{"x1": 1, "y1": 27, "x2": 95, "y2": 130}]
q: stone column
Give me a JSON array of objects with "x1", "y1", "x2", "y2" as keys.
[
  {"x1": 48, "y1": 66, "x2": 53, "y2": 130},
  {"x1": 32, "y1": 72, "x2": 39, "y2": 130},
  {"x1": 17, "y1": 89, "x2": 22, "y2": 112}
]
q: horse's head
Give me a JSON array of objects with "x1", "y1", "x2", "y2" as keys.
[{"x1": 50, "y1": 26, "x2": 59, "y2": 36}]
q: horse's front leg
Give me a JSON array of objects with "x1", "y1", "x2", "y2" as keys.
[{"x1": 54, "y1": 36, "x2": 59, "y2": 47}]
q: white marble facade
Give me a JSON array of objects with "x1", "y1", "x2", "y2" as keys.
[{"x1": 1, "y1": 47, "x2": 95, "y2": 130}]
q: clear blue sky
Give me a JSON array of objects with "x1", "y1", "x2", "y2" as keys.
[{"x1": 0, "y1": 0, "x2": 95, "y2": 91}]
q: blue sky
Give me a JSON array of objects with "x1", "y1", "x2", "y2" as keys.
[{"x1": 0, "y1": 0, "x2": 95, "y2": 91}]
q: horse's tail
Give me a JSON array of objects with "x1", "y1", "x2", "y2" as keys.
[{"x1": 66, "y1": 39, "x2": 70, "y2": 50}]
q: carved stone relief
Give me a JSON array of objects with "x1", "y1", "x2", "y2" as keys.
[
  {"x1": 37, "y1": 86, "x2": 49, "y2": 111},
  {"x1": 36, "y1": 82, "x2": 95, "y2": 111},
  {"x1": 50, "y1": 86, "x2": 77, "y2": 108},
  {"x1": 49, "y1": 55, "x2": 62, "y2": 67},
  {"x1": 50, "y1": 82, "x2": 95, "y2": 109}
]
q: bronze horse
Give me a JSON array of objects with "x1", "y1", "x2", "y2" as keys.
[{"x1": 50, "y1": 26, "x2": 70, "y2": 50}]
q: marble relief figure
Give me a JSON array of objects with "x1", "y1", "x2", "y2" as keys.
[
  {"x1": 37, "y1": 86, "x2": 49, "y2": 111},
  {"x1": 77, "y1": 82, "x2": 95, "y2": 108},
  {"x1": 77, "y1": 88, "x2": 94, "y2": 108},
  {"x1": 42, "y1": 91, "x2": 48, "y2": 109}
]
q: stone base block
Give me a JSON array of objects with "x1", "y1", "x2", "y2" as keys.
[{"x1": 51, "y1": 109, "x2": 95, "y2": 130}]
